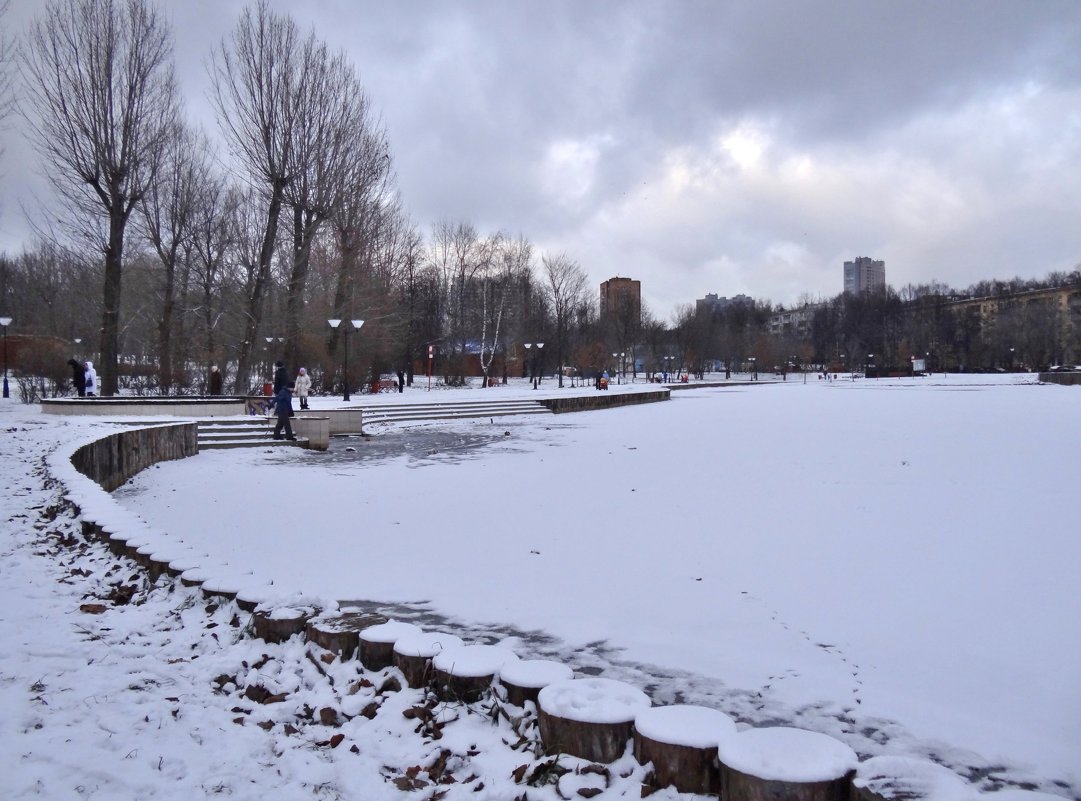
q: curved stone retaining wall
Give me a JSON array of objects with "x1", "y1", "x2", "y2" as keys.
[{"x1": 70, "y1": 422, "x2": 198, "y2": 491}]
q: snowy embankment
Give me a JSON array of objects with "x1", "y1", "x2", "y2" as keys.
[{"x1": 2, "y1": 374, "x2": 1078, "y2": 800}]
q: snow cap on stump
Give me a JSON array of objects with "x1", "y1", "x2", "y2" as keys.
[
  {"x1": 500, "y1": 659, "x2": 573, "y2": 689},
  {"x1": 854, "y1": 756, "x2": 976, "y2": 801},
  {"x1": 538, "y1": 677, "x2": 651, "y2": 723},
  {"x1": 359, "y1": 620, "x2": 422, "y2": 645},
  {"x1": 393, "y1": 631, "x2": 464, "y2": 658},
  {"x1": 431, "y1": 644, "x2": 519, "y2": 677},
  {"x1": 635, "y1": 704, "x2": 737, "y2": 749},
  {"x1": 718, "y1": 726, "x2": 858, "y2": 783}
]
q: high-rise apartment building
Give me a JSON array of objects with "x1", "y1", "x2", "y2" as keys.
[
  {"x1": 600, "y1": 277, "x2": 641, "y2": 321},
  {"x1": 844, "y1": 257, "x2": 886, "y2": 294}
]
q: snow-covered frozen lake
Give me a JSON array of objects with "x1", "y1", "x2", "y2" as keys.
[{"x1": 113, "y1": 374, "x2": 1081, "y2": 789}]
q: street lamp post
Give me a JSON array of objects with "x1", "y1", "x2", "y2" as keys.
[
  {"x1": 0, "y1": 317, "x2": 11, "y2": 398},
  {"x1": 328, "y1": 319, "x2": 364, "y2": 401},
  {"x1": 524, "y1": 343, "x2": 544, "y2": 389},
  {"x1": 663, "y1": 355, "x2": 673, "y2": 382},
  {"x1": 1009, "y1": 347, "x2": 1015, "y2": 372},
  {"x1": 620, "y1": 351, "x2": 626, "y2": 383},
  {"x1": 867, "y1": 353, "x2": 875, "y2": 379},
  {"x1": 748, "y1": 356, "x2": 757, "y2": 381}
]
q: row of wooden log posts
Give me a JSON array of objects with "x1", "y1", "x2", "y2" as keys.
[{"x1": 82, "y1": 514, "x2": 995, "y2": 801}]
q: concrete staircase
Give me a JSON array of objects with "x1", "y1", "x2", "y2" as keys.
[
  {"x1": 196, "y1": 418, "x2": 308, "y2": 450},
  {"x1": 361, "y1": 398, "x2": 551, "y2": 426}
]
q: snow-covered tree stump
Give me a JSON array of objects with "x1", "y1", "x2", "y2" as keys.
[
  {"x1": 634, "y1": 704, "x2": 737, "y2": 795},
  {"x1": 306, "y1": 610, "x2": 387, "y2": 659},
  {"x1": 499, "y1": 659, "x2": 573, "y2": 707},
  {"x1": 717, "y1": 727, "x2": 858, "y2": 801},
  {"x1": 358, "y1": 621, "x2": 423, "y2": 671},
  {"x1": 199, "y1": 577, "x2": 238, "y2": 602},
  {"x1": 393, "y1": 631, "x2": 464, "y2": 688},
  {"x1": 253, "y1": 606, "x2": 313, "y2": 644},
  {"x1": 537, "y1": 677, "x2": 651, "y2": 763},
  {"x1": 431, "y1": 644, "x2": 519, "y2": 703},
  {"x1": 852, "y1": 756, "x2": 974, "y2": 801}
]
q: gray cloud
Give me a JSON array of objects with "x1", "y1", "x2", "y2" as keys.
[{"x1": 3, "y1": 0, "x2": 1079, "y2": 318}]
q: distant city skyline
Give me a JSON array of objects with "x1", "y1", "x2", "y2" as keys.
[{"x1": 2, "y1": 0, "x2": 1079, "y2": 319}]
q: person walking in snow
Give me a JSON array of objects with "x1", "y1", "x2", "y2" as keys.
[
  {"x1": 272, "y1": 382, "x2": 297, "y2": 441},
  {"x1": 208, "y1": 365, "x2": 223, "y2": 395},
  {"x1": 68, "y1": 358, "x2": 86, "y2": 397},
  {"x1": 293, "y1": 367, "x2": 311, "y2": 410},
  {"x1": 84, "y1": 361, "x2": 98, "y2": 396}
]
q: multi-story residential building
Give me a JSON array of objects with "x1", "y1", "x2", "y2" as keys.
[
  {"x1": 600, "y1": 276, "x2": 641, "y2": 321},
  {"x1": 844, "y1": 257, "x2": 886, "y2": 294},
  {"x1": 695, "y1": 292, "x2": 753, "y2": 315}
]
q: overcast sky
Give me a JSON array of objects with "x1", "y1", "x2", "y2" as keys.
[{"x1": 3, "y1": 0, "x2": 1080, "y2": 318}]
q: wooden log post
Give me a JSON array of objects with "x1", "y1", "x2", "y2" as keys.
[
  {"x1": 392, "y1": 631, "x2": 464, "y2": 688},
  {"x1": 430, "y1": 644, "x2": 519, "y2": 703},
  {"x1": 718, "y1": 727, "x2": 858, "y2": 801},
  {"x1": 306, "y1": 610, "x2": 388, "y2": 660},
  {"x1": 634, "y1": 704, "x2": 737, "y2": 795},
  {"x1": 537, "y1": 677, "x2": 651, "y2": 763},
  {"x1": 852, "y1": 755, "x2": 974, "y2": 801},
  {"x1": 252, "y1": 606, "x2": 315, "y2": 644},
  {"x1": 358, "y1": 621, "x2": 422, "y2": 671},
  {"x1": 499, "y1": 659, "x2": 573, "y2": 707}
]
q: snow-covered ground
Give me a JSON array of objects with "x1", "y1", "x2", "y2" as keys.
[{"x1": 2, "y1": 374, "x2": 1078, "y2": 800}]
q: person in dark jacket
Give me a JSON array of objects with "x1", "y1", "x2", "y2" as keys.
[
  {"x1": 208, "y1": 365, "x2": 223, "y2": 395},
  {"x1": 68, "y1": 358, "x2": 86, "y2": 397},
  {"x1": 272, "y1": 382, "x2": 297, "y2": 440},
  {"x1": 273, "y1": 361, "x2": 288, "y2": 394}
]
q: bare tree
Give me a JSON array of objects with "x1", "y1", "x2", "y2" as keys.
[
  {"x1": 0, "y1": 0, "x2": 14, "y2": 164},
  {"x1": 20, "y1": 0, "x2": 178, "y2": 394},
  {"x1": 210, "y1": 1, "x2": 300, "y2": 392},
  {"x1": 543, "y1": 252, "x2": 587, "y2": 388},
  {"x1": 190, "y1": 178, "x2": 239, "y2": 392},
  {"x1": 139, "y1": 124, "x2": 205, "y2": 393}
]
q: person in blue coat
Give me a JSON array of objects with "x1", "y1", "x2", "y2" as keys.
[{"x1": 272, "y1": 382, "x2": 297, "y2": 441}]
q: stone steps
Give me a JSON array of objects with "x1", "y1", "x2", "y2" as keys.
[
  {"x1": 195, "y1": 419, "x2": 308, "y2": 450},
  {"x1": 361, "y1": 399, "x2": 550, "y2": 425}
]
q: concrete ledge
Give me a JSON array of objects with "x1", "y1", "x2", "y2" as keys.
[
  {"x1": 293, "y1": 416, "x2": 330, "y2": 450},
  {"x1": 43, "y1": 397, "x2": 247, "y2": 417},
  {"x1": 540, "y1": 389, "x2": 670, "y2": 413},
  {"x1": 70, "y1": 422, "x2": 198, "y2": 491},
  {"x1": 1039, "y1": 372, "x2": 1081, "y2": 386}
]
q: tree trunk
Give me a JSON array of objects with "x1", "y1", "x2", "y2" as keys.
[
  {"x1": 235, "y1": 183, "x2": 284, "y2": 393},
  {"x1": 158, "y1": 255, "x2": 176, "y2": 394},
  {"x1": 100, "y1": 210, "x2": 126, "y2": 396},
  {"x1": 284, "y1": 206, "x2": 319, "y2": 370}
]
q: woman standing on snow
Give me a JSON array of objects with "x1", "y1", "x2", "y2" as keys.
[
  {"x1": 294, "y1": 367, "x2": 312, "y2": 410},
  {"x1": 84, "y1": 361, "x2": 98, "y2": 396}
]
